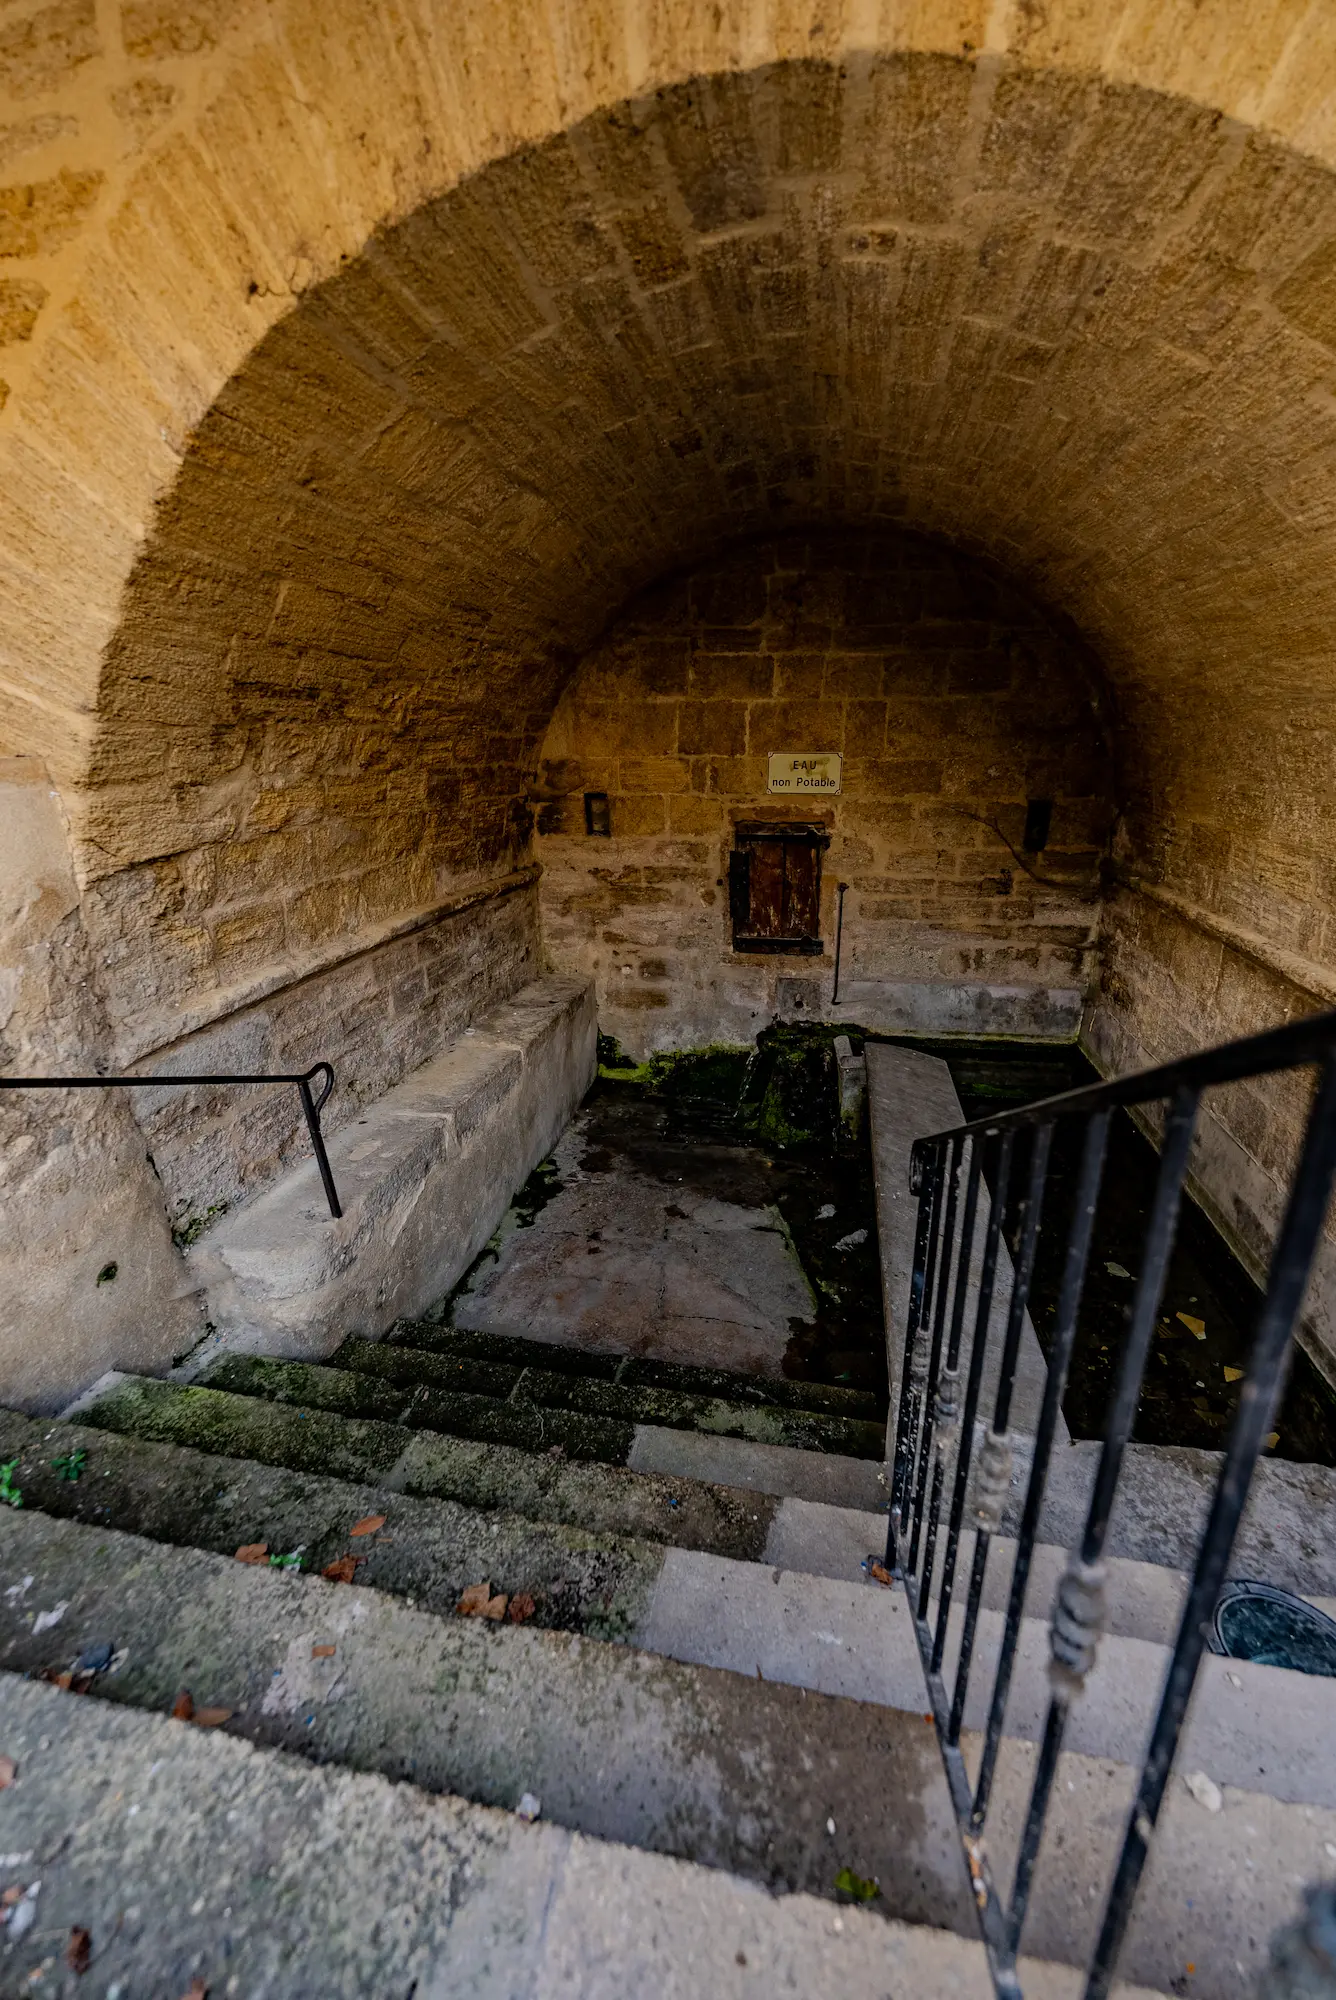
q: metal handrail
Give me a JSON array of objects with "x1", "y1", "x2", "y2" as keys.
[
  {"x1": 886, "y1": 1004, "x2": 1336, "y2": 1999},
  {"x1": 0, "y1": 1063, "x2": 342, "y2": 1219}
]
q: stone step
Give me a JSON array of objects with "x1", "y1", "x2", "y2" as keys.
[
  {"x1": 69, "y1": 1368, "x2": 888, "y2": 1517},
  {"x1": 0, "y1": 1408, "x2": 667, "y2": 1640},
  {"x1": 198, "y1": 1349, "x2": 887, "y2": 1460},
  {"x1": 0, "y1": 1406, "x2": 1231, "y2": 1656},
  {"x1": 386, "y1": 1318, "x2": 885, "y2": 1420},
  {"x1": 53, "y1": 1381, "x2": 778, "y2": 1555},
  {"x1": 329, "y1": 1336, "x2": 887, "y2": 1455},
  {"x1": 0, "y1": 1504, "x2": 1323, "y2": 1998},
  {"x1": 0, "y1": 1673, "x2": 1159, "y2": 2000}
]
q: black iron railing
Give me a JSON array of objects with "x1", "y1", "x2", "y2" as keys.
[
  {"x1": 0, "y1": 1064, "x2": 342, "y2": 1218},
  {"x1": 886, "y1": 1007, "x2": 1336, "y2": 1999}
]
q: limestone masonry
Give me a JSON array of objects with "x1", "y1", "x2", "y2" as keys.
[{"x1": 3, "y1": 2, "x2": 1336, "y2": 1405}]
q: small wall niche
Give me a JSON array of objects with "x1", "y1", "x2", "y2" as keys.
[
  {"x1": 584, "y1": 792, "x2": 611, "y2": 836},
  {"x1": 1023, "y1": 799, "x2": 1053, "y2": 853}
]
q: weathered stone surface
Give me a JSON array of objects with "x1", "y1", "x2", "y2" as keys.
[
  {"x1": 0, "y1": 760, "x2": 199, "y2": 1413},
  {"x1": 183, "y1": 976, "x2": 596, "y2": 1357},
  {"x1": 0, "y1": 1675, "x2": 1153, "y2": 2000},
  {"x1": 537, "y1": 532, "x2": 1111, "y2": 1055},
  {"x1": 1, "y1": 20, "x2": 1336, "y2": 1432}
]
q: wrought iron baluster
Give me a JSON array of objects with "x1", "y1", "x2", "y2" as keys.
[
  {"x1": 891, "y1": 1145, "x2": 942, "y2": 1548},
  {"x1": 950, "y1": 1123, "x2": 1051, "y2": 1741},
  {"x1": 1084, "y1": 1055, "x2": 1336, "y2": 2000},
  {"x1": 933, "y1": 1129, "x2": 1012, "y2": 1675},
  {"x1": 1005, "y1": 1086, "x2": 1198, "y2": 1956},
  {"x1": 918, "y1": 1136, "x2": 983, "y2": 1618},
  {"x1": 974, "y1": 1110, "x2": 1109, "y2": 1834},
  {"x1": 908, "y1": 1135, "x2": 964, "y2": 1578}
]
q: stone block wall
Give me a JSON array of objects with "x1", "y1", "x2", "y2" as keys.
[
  {"x1": 536, "y1": 530, "x2": 1115, "y2": 1056},
  {"x1": 127, "y1": 875, "x2": 541, "y2": 1240}
]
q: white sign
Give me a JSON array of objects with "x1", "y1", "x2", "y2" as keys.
[{"x1": 767, "y1": 752, "x2": 842, "y2": 796}]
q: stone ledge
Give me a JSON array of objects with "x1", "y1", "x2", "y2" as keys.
[
  {"x1": 776, "y1": 976, "x2": 1083, "y2": 1039},
  {"x1": 184, "y1": 976, "x2": 596, "y2": 1362}
]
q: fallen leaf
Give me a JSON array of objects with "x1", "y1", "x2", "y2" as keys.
[
  {"x1": 349, "y1": 1514, "x2": 386, "y2": 1538},
  {"x1": 457, "y1": 1581, "x2": 507, "y2": 1618},
  {"x1": 66, "y1": 1926, "x2": 91, "y2": 1974},
  {"x1": 1266, "y1": 1431, "x2": 1280, "y2": 1450},
  {"x1": 172, "y1": 1690, "x2": 195, "y2": 1722},
  {"x1": 507, "y1": 1594, "x2": 536, "y2": 1625},
  {"x1": 1, "y1": 1884, "x2": 24, "y2": 1907},
  {"x1": 867, "y1": 1560, "x2": 893, "y2": 1588},
  {"x1": 834, "y1": 1867, "x2": 880, "y2": 1902},
  {"x1": 193, "y1": 1707, "x2": 232, "y2": 1728},
  {"x1": 1177, "y1": 1313, "x2": 1207, "y2": 1338},
  {"x1": 1105, "y1": 1261, "x2": 1131, "y2": 1279},
  {"x1": 311, "y1": 1645, "x2": 336, "y2": 1659},
  {"x1": 0, "y1": 1755, "x2": 14, "y2": 1789},
  {"x1": 234, "y1": 1543, "x2": 269, "y2": 1565},
  {"x1": 1223, "y1": 1366, "x2": 1244, "y2": 1383},
  {"x1": 322, "y1": 1555, "x2": 366, "y2": 1585},
  {"x1": 181, "y1": 1982, "x2": 208, "y2": 2000}
]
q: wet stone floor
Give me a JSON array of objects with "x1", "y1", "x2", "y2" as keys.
[
  {"x1": 440, "y1": 1029, "x2": 1336, "y2": 1465},
  {"x1": 449, "y1": 1034, "x2": 889, "y2": 1400}
]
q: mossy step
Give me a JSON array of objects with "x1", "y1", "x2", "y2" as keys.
[
  {"x1": 258, "y1": 1345, "x2": 885, "y2": 1461},
  {"x1": 62, "y1": 1379, "x2": 776, "y2": 1559},
  {"x1": 200, "y1": 1355, "x2": 636, "y2": 1463},
  {"x1": 0, "y1": 1407, "x2": 662, "y2": 1639},
  {"x1": 387, "y1": 1321, "x2": 885, "y2": 1421}
]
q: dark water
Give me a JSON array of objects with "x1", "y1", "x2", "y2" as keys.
[{"x1": 895, "y1": 1037, "x2": 1336, "y2": 1467}]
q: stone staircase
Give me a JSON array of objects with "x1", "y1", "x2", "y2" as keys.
[{"x1": 1, "y1": 1316, "x2": 1333, "y2": 1996}]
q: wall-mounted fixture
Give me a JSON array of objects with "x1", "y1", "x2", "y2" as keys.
[{"x1": 584, "y1": 792, "x2": 611, "y2": 836}]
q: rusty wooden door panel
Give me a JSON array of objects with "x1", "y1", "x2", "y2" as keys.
[
  {"x1": 747, "y1": 838, "x2": 786, "y2": 938},
  {"x1": 783, "y1": 840, "x2": 820, "y2": 938}
]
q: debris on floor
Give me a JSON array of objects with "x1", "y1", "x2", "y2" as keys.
[{"x1": 1184, "y1": 1770, "x2": 1223, "y2": 1812}]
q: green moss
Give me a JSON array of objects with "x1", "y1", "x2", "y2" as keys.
[{"x1": 172, "y1": 1201, "x2": 231, "y2": 1250}]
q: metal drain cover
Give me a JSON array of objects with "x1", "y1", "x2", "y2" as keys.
[{"x1": 1209, "y1": 1579, "x2": 1336, "y2": 1677}]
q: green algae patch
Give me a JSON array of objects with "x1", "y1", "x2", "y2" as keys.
[{"x1": 78, "y1": 1376, "x2": 407, "y2": 1484}]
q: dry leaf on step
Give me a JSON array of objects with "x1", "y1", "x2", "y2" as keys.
[
  {"x1": 507, "y1": 1594, "x2": 536, "y2": 1624},
  {"x1": 322, "y1": 1556, "x2": 365, "y2": 1585},
  {"x1": 311, "y1": 1645, "x2": 336, "y2": 1659},
  {"x1": 172, "y1": 1690, "x2": 195, "y2": 1722},
  {"x1": 1223, "y1": 1367, "x2": 1244, "y2": 1383},
  {"x1": 1176, "y1": 1313, "x2": 1206, "y2": 1338},
  {"x1": 867, "y1": 1561, "x2": 893, "y2": 1587},
  {"x1": 234, "y1": 1543, "x2": 269, "y2": 1565},
  {"x1": 180, "y1": 1981, "x2": 209, "y2": 2000},
  {"x1": 349, "y1": 1514, "x2": 386, "y2": 1538},
  {"x1": 457, "y1": 1582, "x2": 508, "y2": 1619},
  {"x1": 66, "y1": 1926, "x2": 91, "y2": 1973},
  {"x1": 0, "y1": 1755, "x2": 15, "y2": 1789},
  {"x1": 193, "y1": 1708, "x2": 232, "y2": 1729}
]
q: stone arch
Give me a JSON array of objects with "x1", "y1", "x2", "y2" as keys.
[{"x1": 6, "y1": 10, "x2": 1336, "y2": 1400}]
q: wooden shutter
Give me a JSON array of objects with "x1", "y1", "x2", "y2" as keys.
[{"x1": 729, "y1": 823, "x2": 827, "y2": 954}]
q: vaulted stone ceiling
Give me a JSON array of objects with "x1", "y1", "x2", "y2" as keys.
[{"x1": 5, "y1": 9, "x2": 1336, "y2": 1033}]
